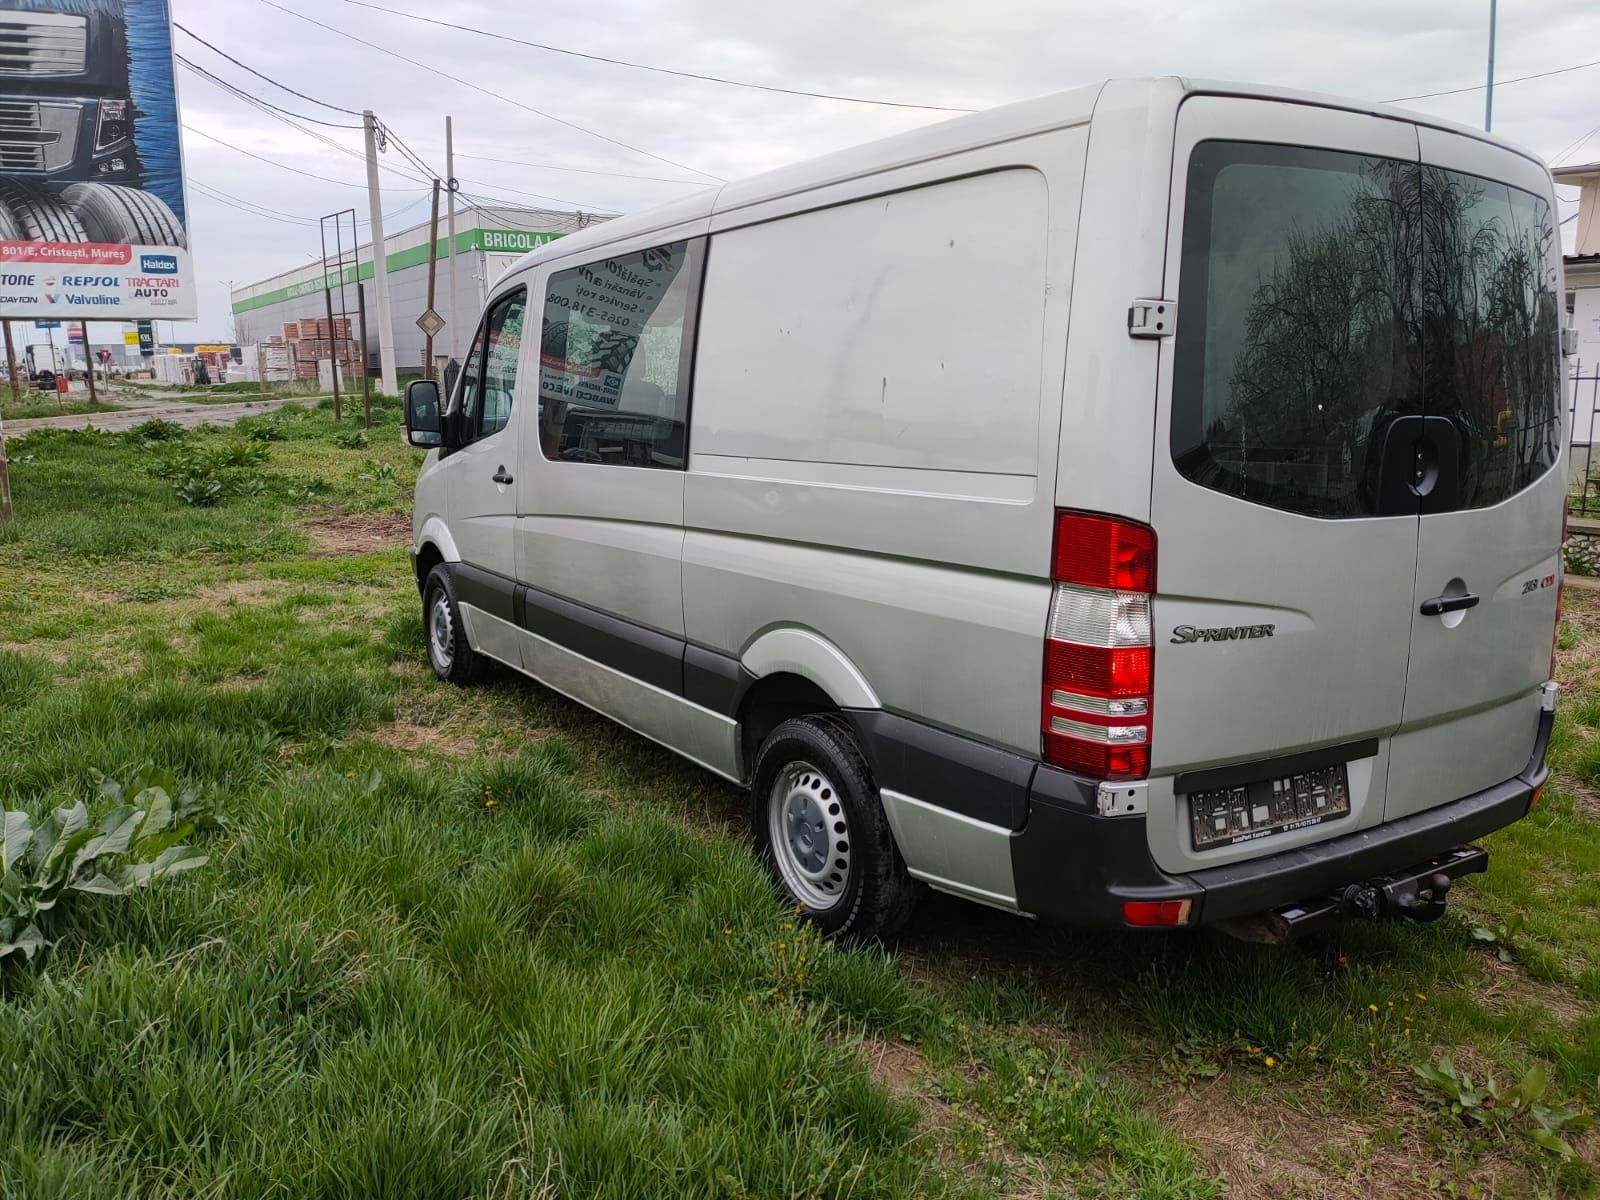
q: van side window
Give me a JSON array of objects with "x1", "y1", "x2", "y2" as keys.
[
  {"x1": 456, "y1": 288, "x2": 526, "y2": 444},
  {"x1": 537, "y1": 239, "x2": 704, "y2": 468}
]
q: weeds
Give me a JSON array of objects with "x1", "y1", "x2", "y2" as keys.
[
  {"x1": 1413, "y1": 1054, "x2": 1595, "y2": 1159},
  {"x1": 1, "y1": 766, "x2": 217, "y2": 964}
]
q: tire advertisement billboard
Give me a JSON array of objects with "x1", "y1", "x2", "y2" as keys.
[{"x1": 0, "y1": 0, "x2": 192, "y2": 321}]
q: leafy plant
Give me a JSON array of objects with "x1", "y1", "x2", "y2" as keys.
[
  {"x1": 243, "y1": 422, "x2": 286, "y2": 443},
  {"x1": 356, "y1": 458, "x2": 396, "y2": 483},
  {"x1": 334, "y1": 429, "x2": 370, "y2": 449},
  {"x1": 212, "y1": 442, "x2": 270, "y2": 469},
  {"x1": 174, "y1": 475, "x2": 224, "y2": 507},
  {"x1": 1413, "y1": 1054, "x2": 1594, "y2": 1159},
  {"x1": 1, "y1": 767, "x2": 217, "y2": 964},
  {"x1": 129, "y1": 418, "x2": 185, "y2": 442},
  {"x1": 1469, "y1": 915, "x2": 1524, "y2": 964}
]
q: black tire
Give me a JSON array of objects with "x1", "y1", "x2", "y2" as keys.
[
  {"x1": 751, "y1": 714, "x2": 920, "y2": 940},
  {"x1": 0, "y1": 200, "x2": 21, "y2": 240},
  {"x1": 0, "y1": 181, "x2": 87, "y2": 242},
  {"x1": 58, "y1": 182, "x2": 187, "y2": 249},
  {"x1": 422, "y1": 564, "x2": 487, "y2": 686}
]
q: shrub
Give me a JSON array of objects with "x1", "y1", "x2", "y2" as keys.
[{"x1": 129, "y1": 418, "x2": 185, "y2": 442}]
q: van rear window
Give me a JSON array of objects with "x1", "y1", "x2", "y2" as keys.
[{"x1": 1172, "y1": 141, "x2": 1560, "y2": 518}]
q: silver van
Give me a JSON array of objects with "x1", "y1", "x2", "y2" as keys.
[{"x1": 404, "y1": 77, "x2": 1570, "y2": 940}]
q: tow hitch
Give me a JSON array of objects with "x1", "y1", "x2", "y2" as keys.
[{"x1": 1219, "y1": 846, "x2": 1488, "y2": 944}]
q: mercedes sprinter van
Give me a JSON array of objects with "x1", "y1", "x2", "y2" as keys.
[{"x1": 404, "y1": 77, "x2": 1569, "y2": 940}]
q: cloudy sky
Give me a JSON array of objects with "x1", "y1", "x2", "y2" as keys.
[{"x1": 164, "y1": 0, "x2": 1598, "y2": 341}]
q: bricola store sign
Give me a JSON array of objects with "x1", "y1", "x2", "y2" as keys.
[{"x1": 0, "y1": 0, "x2": 196, "y2": 322}]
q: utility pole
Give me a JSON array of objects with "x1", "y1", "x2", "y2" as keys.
[
  {"x1": 362, "y1": 109, "x2": 398, "y2": 395},
  {"x1": 357, "y1": 282, "x2": 371, "y2": 428},
  {"x1": 446, "y1": 115, "x2": 461, "y2": 363},
  {"x1": 424, "y1": 177, "x2": 441, "y2": 382},
  {"x1": 82, "y1": 322, "x2": 96, "y2": 403},
  {"x1": 1484, "y1": 0, "x2": 1497, "y2": 131},
  {"x1": 0, "y1": 320, "x2": 14, "y2": 523}
]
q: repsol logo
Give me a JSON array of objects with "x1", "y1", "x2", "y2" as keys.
[
  {"x1": 140, "y1": 254, "x2": 178, "y2": 273},
  {"x1": 1170, "y1": 624, "x2": 1276, "y2": 645},
  {"x1": 60, "y1": 275, "x2": 118, "y2": 287},
  {"x1": 0, "y1": 273, "x2": 35, "y2": 287}
]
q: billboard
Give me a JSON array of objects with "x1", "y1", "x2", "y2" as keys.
[{"x1": 0, "y1": 0, "x2": 192, "y2": 321}]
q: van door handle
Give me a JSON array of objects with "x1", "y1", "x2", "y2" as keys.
[
  {"x1": 491, "y1": 467, "x2": 513, "y2": 485},
  {"x1": 1420, "y1": 593, "x2": 1479, "y2": 616}
]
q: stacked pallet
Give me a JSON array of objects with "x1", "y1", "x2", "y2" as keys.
[{"x1": 280, "y1": 319, "x2": 364, "y2": 383}]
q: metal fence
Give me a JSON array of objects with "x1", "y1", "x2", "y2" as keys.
[{"x1": 1569, "y1": 360, "x2": 1600, "y2": 514}]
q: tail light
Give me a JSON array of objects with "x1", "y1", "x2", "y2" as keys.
[
  {"x1": 1122, "y1": 899, "x2": 1192, "y2": 927},
  {"x1": 1042, "y1": 511, "x2": 1155, "y2": 779}
]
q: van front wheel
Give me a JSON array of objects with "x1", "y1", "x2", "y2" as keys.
[
  {"x1": 751, "y1": 715, "x2": 919, "y2": 939},
  {"x1": 423, "y1": 564, "x2": 487, "y2": 686}
]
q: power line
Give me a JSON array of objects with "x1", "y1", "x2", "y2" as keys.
[
  {"x1": 1553, "y1": 121, "x2": 1600, "y2": 166},
  {"x1": 183, "y1": 122, "x2": 429, "y2": 192},
  {"x1": 254, "y1": 0, "x2": 722, "y2": 181},
  {"x1": 176, "y1": 55, "x2": 362, "y2": 129},
  {"x1": 174, "y1": 21, "x2": 362, "y2": 116},
  {"x1": 453, "y1": 151, "x2": 714, "y2": 187},
  {"x1": 1385, "y1": 57, "x2": 1600, "y2": 102},
  {"x1": 377, "y1": 120, "x2": 620, "y2": 216},
  {"x1": 191, "y1": 180, "x2": 319, "y2": 226},
  {"x1": 335, "y1": 0, "x2": 977, "y2": 115}
]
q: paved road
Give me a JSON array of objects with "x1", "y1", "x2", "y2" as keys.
[{"x1": 3, "y1": 394, "x2": 322, "y2": 435}]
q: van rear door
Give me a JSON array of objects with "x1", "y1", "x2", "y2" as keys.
[
  {"x1": 1383, "y1": 129, "x2": 1565, "y2": 820},
  {"x1": 1144, "y1": 97, "x2": 1425, "y2": 875}
]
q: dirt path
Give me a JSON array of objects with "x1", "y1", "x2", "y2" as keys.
[{"x1": 4, "y1": 394, "x2": 322, "y2": 434}]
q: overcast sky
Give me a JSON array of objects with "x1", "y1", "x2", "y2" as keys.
[{"x1": 161, "y1": 0, "x2": 1598, "y2": 342}]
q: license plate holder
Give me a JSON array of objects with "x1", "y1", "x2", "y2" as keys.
[{"x1": 1189, "y1": 763, "x2": 1351, "y2": 850}]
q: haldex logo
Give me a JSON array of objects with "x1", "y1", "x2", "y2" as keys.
[
  {"x1": 140, "y1": 254, "x2": 178, "y2": 274},
  {"x1": 1170, "y1": 624, "x2": 1276, "y2": 645}
]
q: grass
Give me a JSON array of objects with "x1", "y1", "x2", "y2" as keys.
[
  {"x1": 1, "y1": 394, "x2": 122, "y2": 421},
  {"x1": 0, "y1": 401, "x2": 1596, "y2": 1196}
]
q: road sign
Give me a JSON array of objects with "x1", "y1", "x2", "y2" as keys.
[
  {"x1": 416, "y1": 308, "x2": 446, "y2": 338},
  {"x1": 34, "y1": 321, "x2": 60, "y2": 330}
]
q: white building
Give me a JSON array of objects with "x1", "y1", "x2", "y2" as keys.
[{"x1": 229, "y1": 205, "x2": 609, "y2": 375}]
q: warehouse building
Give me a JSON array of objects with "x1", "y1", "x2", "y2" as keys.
[{"x1": 229, "y1": 205, "x2": 607, "y2": 377}]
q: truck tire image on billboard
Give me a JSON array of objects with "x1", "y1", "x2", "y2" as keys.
[{"x1": 0, "y1": 0, "x2": 194, "y2": 322}]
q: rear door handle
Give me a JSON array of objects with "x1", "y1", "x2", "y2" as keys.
[
  {"x1": 492, "y1": 467, "x2": 514, "y2": 485},
  {"x1": 1420, "y1": 593, "x2": 1479, "y2": 616}
]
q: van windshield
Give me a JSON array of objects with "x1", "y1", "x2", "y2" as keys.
[{"x1": 1172, "y1": 141, "x2": 1560, "y2": 519}]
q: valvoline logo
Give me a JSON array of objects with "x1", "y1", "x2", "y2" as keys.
[{"x1": 140, "y1": 254, "x2": 179, "y2": 274}]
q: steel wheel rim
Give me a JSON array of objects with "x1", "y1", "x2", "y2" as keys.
[
  {"x1": 767, "y1": 760, "x2": 851, "y2": 910},
  {"x1": 429, "y1": 591, "x2": 455, "y2": 670}
]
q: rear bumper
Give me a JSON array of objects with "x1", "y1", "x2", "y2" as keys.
[{"x1": 1011, "y1": 702, "x2": 1553, "y2": 929}]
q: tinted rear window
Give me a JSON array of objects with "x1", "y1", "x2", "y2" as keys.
[{"x1": 1173, "y1": 141, "x2": 1560, "y2": 519}]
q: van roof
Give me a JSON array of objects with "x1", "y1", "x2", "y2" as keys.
[{"x1": 499, "y1": 75, "x2": 1552, "y2": 278}]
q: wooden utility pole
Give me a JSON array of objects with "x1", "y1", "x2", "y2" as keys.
[
  {"x1": 423, "y1": 177, "x2": 441, "y2": 383},
  {"x1": 0, "y1": 319, "x2": 14, "y2": 523},
  {"x1": 81, "y1": 321, "x2": 96, "y2": 403}
]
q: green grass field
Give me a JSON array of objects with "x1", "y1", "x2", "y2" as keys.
[
  {"x1": 1, "y1": 394, "x2": 122, "y2": 421},
  {"x1": 0, "y1": 400, "x2": 1595, "y2": 1198}
]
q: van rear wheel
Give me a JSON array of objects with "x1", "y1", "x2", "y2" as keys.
[
  {"x1": 751, "y1": 714, "x2": 919, "y2": 939},
  {"x1": 423, "y1": 564, "x2": 487, "y2": 686}
]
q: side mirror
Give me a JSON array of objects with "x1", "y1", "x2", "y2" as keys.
[{"x1": 405, "y1": 379, "x2": 444, "y2": 448}]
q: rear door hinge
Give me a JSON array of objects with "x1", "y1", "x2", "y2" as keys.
[{"x1": 1128, "y1": 298, "x2": 1175, "y2": 339}]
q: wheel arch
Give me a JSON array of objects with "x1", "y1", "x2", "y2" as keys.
[
  {"x1": 736, "y1": 628, "x2": 881, "y2": 780},
  {"x1": 412, "y1": 516, "x2": 459, "y2": 592}
]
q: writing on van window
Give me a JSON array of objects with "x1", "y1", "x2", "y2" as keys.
[
  {"x1": 1173, "y1": 142, "x2": 1560, "y2": 519},
  {"x1": 538, "y1": 240, "x2": 699, "y2": 468}
]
